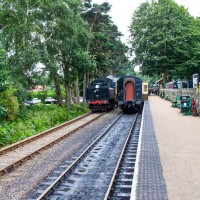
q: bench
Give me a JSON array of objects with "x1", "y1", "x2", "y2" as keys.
[
  {"x1": 160, "y1": 91, "x2": 165, "y2": 99},
  {"x1": 180, "y1": 96, "x2": 192, "y2": 115},
  {"x1": 171, "y1": 95, "x2": 180, "y2": 108},
  {"x1": 164, "y1": 95, "x2": 169, "y2": 100}
]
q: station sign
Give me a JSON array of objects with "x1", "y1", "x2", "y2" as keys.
[
  {"x1": 142, "y1": 83, "x2": 148, "y2": 94},
  {"x1": 193, "y1": 74, "x2": 199, "y2": 88}
]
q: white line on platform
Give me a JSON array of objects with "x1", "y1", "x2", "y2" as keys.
[{"x1": 130, "y1": 102, "x2": 146, "y2": 200}]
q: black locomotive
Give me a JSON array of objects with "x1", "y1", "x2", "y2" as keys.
[
  {"x1": 117, "y1": 75, "x2": 144, "y2": 113},
  {"x1": 86, "y1": 78, "x2": 117, "y2": 112}
]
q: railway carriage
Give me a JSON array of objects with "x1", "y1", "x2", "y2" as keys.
[
  {"x1": 117, "y1": 75, "x2": 144, "y2": 113},
  {"x1": 86, "y1": 78, "x2": 117, "y2": 112}
]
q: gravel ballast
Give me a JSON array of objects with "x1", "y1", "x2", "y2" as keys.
[{"x1": 0, "y1": 108, "x2": 121, "y2": 200}]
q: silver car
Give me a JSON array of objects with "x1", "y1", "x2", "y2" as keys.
[{"x1": 26, "y1": 98, "x2": 41, "y2": 105}]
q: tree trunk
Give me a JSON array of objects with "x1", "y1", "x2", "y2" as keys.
[
  {"x1": 64, "y1": 81, "x2": 70, "y2": 113},
  {"x1": 162, "y1": 73, "x2": 167, "y2": 88},
  {"x1": 83, "y1": 74, "x2": 87, "y2": 105},
  {"x1": 70, "y1": 87, "x2": 75, "y2": 104},
  {"x1": 82, "y1": 11, "x2": 98, "y2": 105},
  {"x1": 54, "y1": 77, "x2": 62, "y2": 106},
  {"x1": 75, "y1": 77, "x2": 80, "y2": 104},
  {"x1": 86, "y1": 70, "x2": 89, "y2": 87},
  {"x1": 162, "y1": 72, "x2": 171, "y2": 88}
]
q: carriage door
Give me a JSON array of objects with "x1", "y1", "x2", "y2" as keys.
[{"x1": 125, "y1": 81, "x2": 134, "y2": 101}]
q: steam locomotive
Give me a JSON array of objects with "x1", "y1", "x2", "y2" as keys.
[{"x1": 86, "y1": 78, "x2": 117, "y2": 112}]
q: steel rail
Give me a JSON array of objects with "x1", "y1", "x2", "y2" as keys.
[
  {"x1": 36, "y1": 112, "x2": 123, "y2": 200},
  {"x1": 0, "y1": 112, "x2": 105, "y2": 176},
  {"x1": 0, "y1": 112, "x2": 91, "y2": 156},
  {"x1": 104, "y1": 113, "x2": 138, "y2": 200}
]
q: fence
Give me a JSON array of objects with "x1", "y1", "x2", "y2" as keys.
[{"x1": 160, "y1": 88, "x2": 200, "y2": 115}]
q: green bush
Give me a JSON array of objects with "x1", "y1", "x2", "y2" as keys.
[
  {"x1": 0, "y1": 104, "x2": 89, "y2": 147},
  {"x1": 28, "y1": 89, "x2": 66, "y2": 103},
  {"x1": 0, "y1": 86, "x2": 19, "y2": 121}
]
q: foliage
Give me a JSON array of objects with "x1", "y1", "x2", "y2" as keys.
[
  {"x1": 0, "y1": 86, "x2": 19, "y2": 121},
  {"x1": 27, "y1": 89, "x2": 66, "y2": 103},
  {"x1": 0, "y1": 0, "x2": 131, "y2": 121},
  {"x1": 13, "y1": 83, "x2": 30, "y2": 103},
  {"x1": 28, "y1": 90, "x2": 48, "y2": 103},
  {"x1": 0, "y1": 48, "x2": 9, "y2": 91},
  {"x1": 130, "y1": 0, "x2": 200, "y2": 81},
  {"x1": 1, "y1": 0, "x2": 42, "y2": 88},
  {"x1": 82, "y1": 2, "x2": 129, "y2": 77},
  {"x1": 0, "y1": 104, "x2": 89, "y2": 147},
  {"x1": 1, "y1": 0, "x2": 92, "y2": 110}
]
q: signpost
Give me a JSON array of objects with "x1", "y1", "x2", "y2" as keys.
[
  {"x1": 193, "y1": 73, "x2": 199, "y2": 88},
  {"x1": 192, "y1": 73, "x2": 199, "y2": 116}
]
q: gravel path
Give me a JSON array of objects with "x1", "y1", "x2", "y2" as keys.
[
  {"x1": 0, "y1": 108, "x2": 121, "y2": 200},
  {"x1": 149, "y1": 96, "x2": 200, "y2": 200}
]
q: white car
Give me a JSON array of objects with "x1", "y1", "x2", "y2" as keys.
[
  {"x1": 79, "y1": 97, "x2": 83, "y2": 103},
  {"x1": 26, "y1": 98, "x2": 41, "y2": 105},
  {"x1": 45, "y1": 97, "x2": 57, "y2": 104}
]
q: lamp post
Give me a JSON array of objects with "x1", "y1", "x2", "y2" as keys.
[{"x1": 177, "y1": 80, "x2": 182, "y2": 96}]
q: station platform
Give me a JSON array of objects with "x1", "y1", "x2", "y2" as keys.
[{"x1": 131, "y1": 96, "x2": 200, "y2": 200}]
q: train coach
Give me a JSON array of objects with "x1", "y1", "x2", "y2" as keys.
[
  {"x1": 117, "y1": 75, "x2": 144, "y2": 113},
  {"x1": 86, "y1": 78, "x2": 117, "y2": 112}
]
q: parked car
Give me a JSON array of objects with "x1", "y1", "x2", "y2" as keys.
[
  {"x1": 22, "y1": 102, "x2": 31, "y2": 106},
  {"x1": 72, "y1": 96, "x2": 83, "y2": 104},
  {"x1": 45, "y1": 97, "x2": 57, "y2": 104},
  {"x1": 79, "y1": 96, "x2": 83, "y2": 103},
  {"x1": 62, "y1": 99, "x2": 74, "y2": 104},
  {"x1": 25, "y1": 98, "x2": 41, "y2": 105}
]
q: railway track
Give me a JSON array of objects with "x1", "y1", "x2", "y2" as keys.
[
  {"x1": 0, "y1": 112, "x2": 105, "y2": 176},
  {"x1": 29, "y1": 112, "x2": 142, "y2": 200},
  {"x1": 104, "y1": 114, "x2": 141, "y2": 199}
]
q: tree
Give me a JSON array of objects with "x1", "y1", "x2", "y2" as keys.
[
  {"x1": 0, "y1": 48, "x2": 8, "y2": 91},
  {"x1": 0, "y1": 48, "x2": 19, "y2": 121},
  {"x1": 1, "y1": 0, "x2": 44, "y2": 89},
  {"x1": 82, "y1": 1, "x2": 129, "y2": 78},
  {"x1": 32, "y1": 0, "x2": 87, "y2": 107},
  {"x1": 0, "y1": 86, "x2": 19, "y2": 121},
  {"x1": 1, "y1": 0, "x2": 130, "y2": 114},
  {"x1": 130, "y1": 0, "x2": 200, "y2": 82},
  {"x1": 1, "y1": 0, "x2": 90, "y2": 112}
]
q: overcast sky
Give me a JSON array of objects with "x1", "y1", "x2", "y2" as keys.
[{"x1": 92, "y1": 0, "x2": 200, "y2": 43}]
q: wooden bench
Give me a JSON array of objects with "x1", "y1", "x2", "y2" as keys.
[{"x1": 171, "y1": 95, "x2": 180, "y2": 108}]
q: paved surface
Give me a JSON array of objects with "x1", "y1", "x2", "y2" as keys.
[
  {"x1": 132, "y1": 98, "x2": 168, "y2": 200},
  {"x1": 133, "y1": 96, "x2": 200, "y2": 200}
]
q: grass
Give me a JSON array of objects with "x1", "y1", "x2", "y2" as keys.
[{"x1": 0, "y1": 104, "x2": 89, "y2": 148}]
